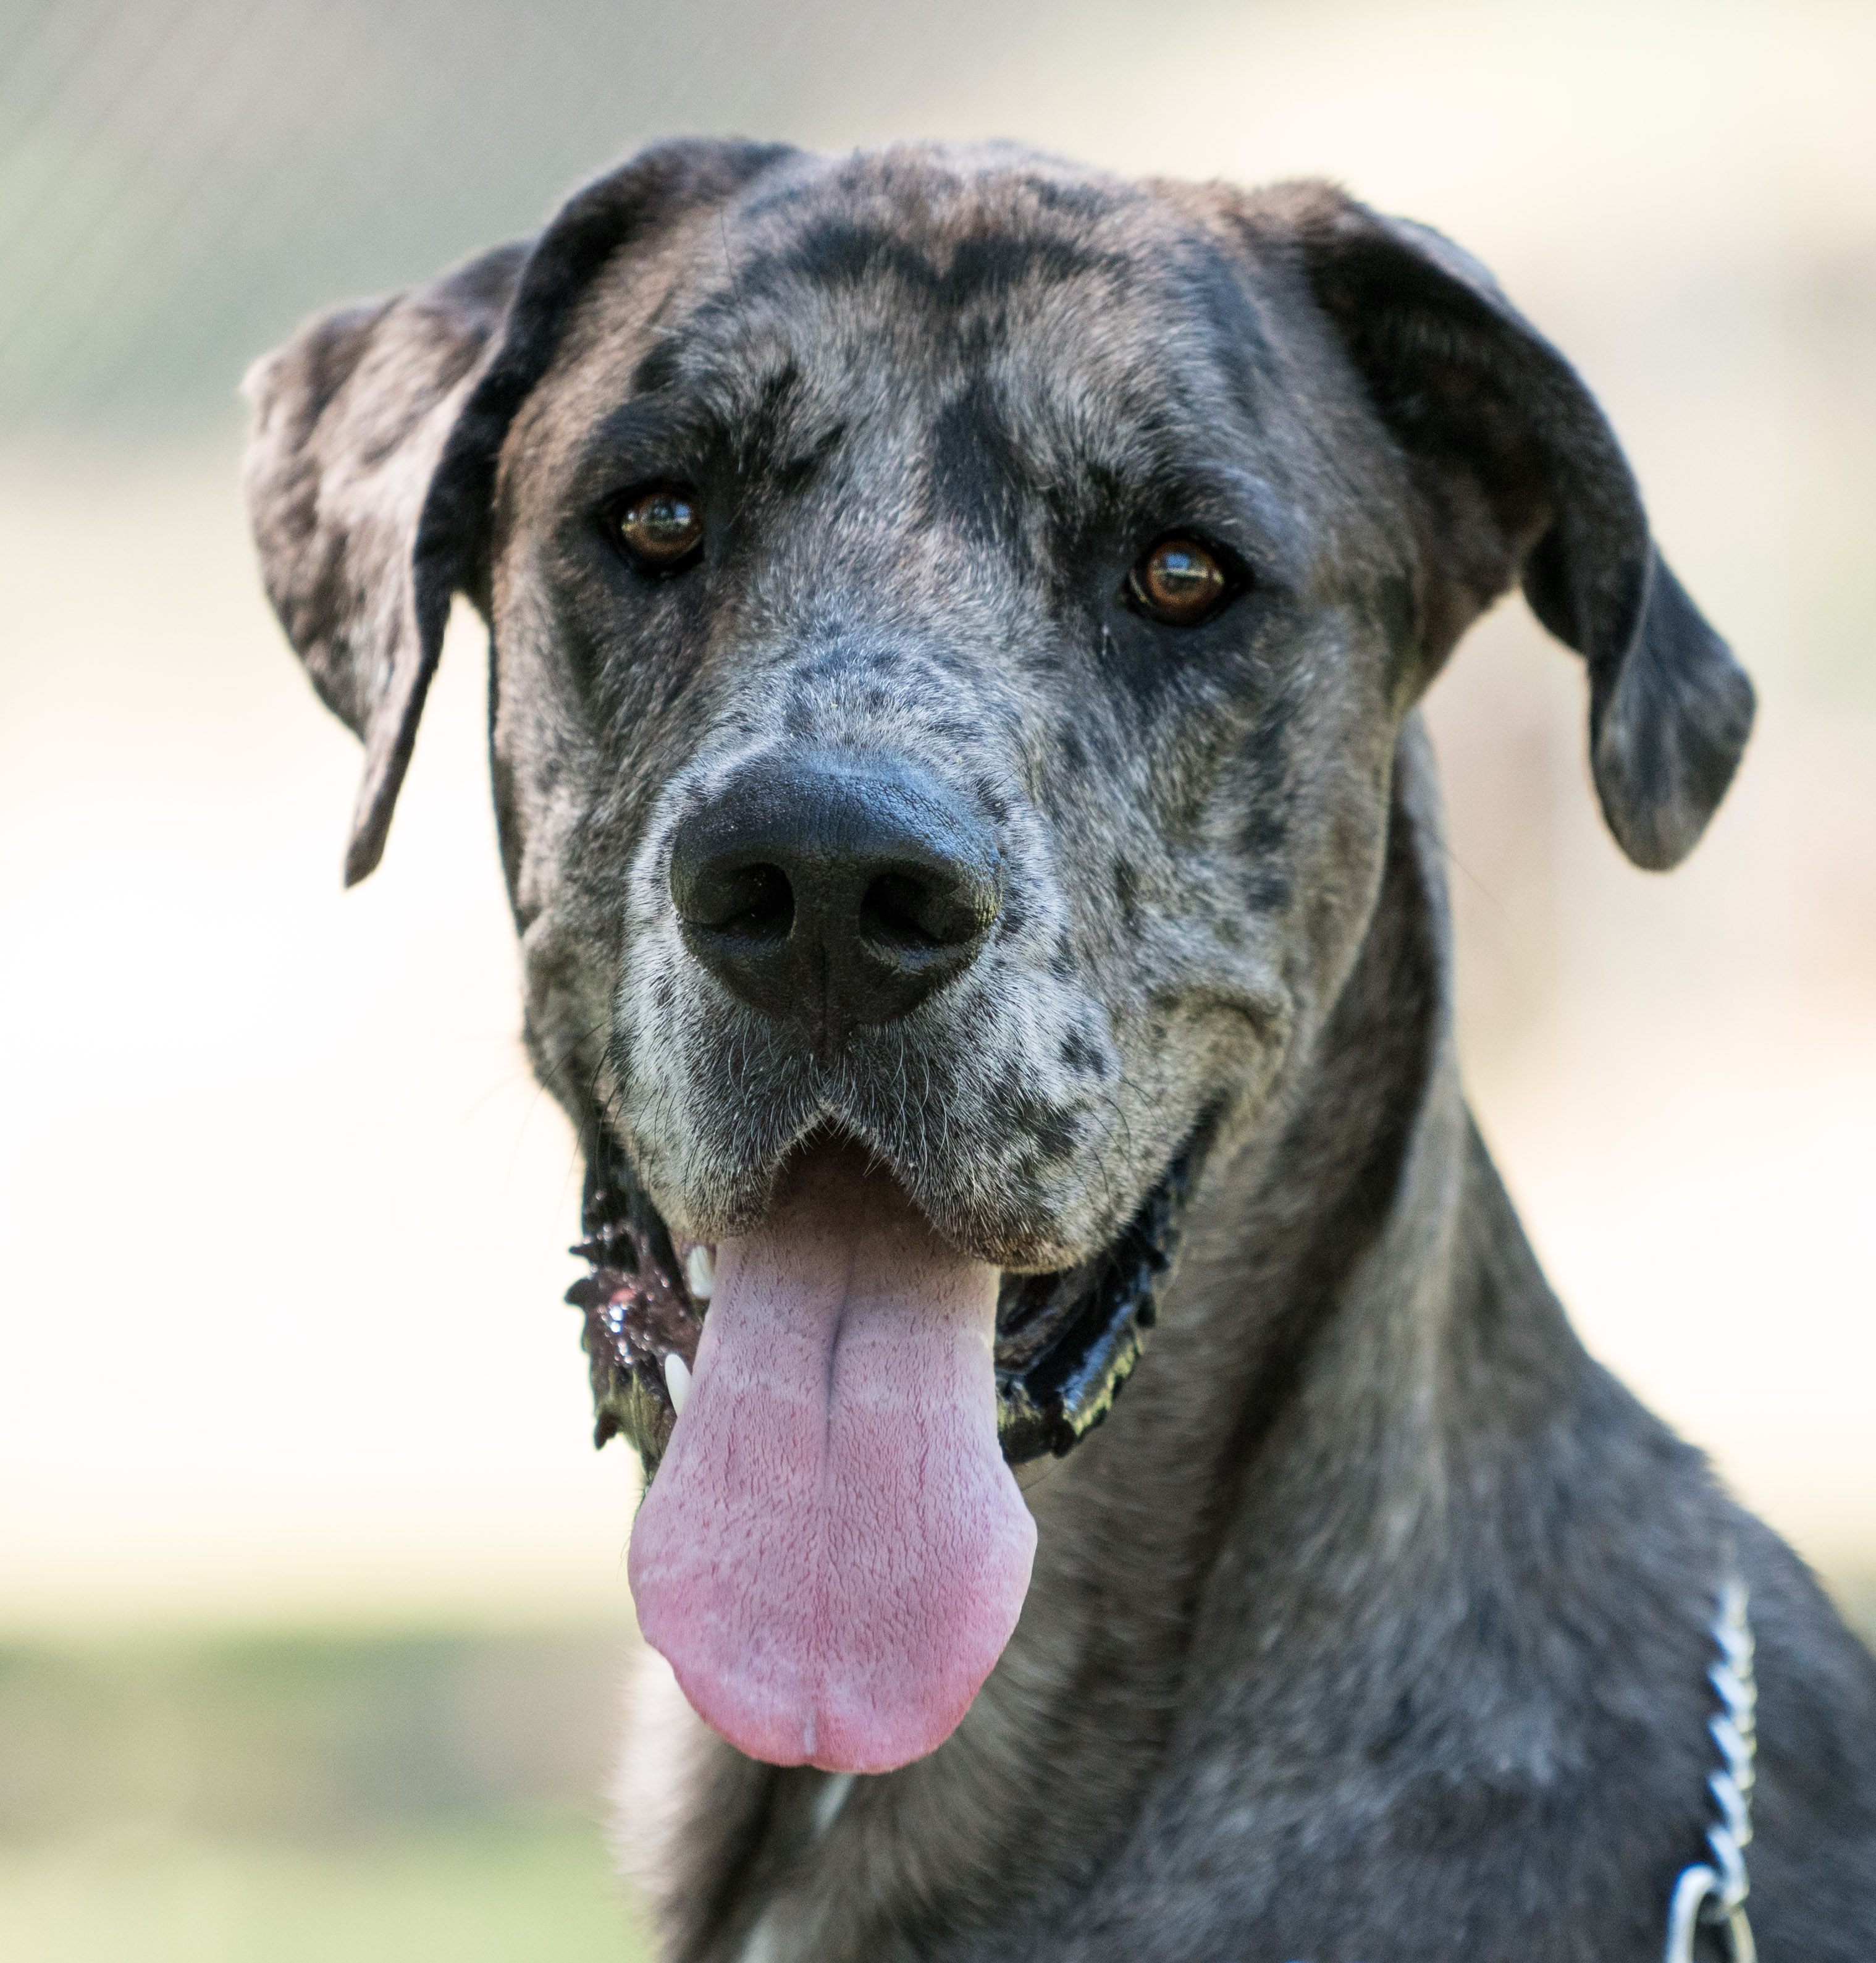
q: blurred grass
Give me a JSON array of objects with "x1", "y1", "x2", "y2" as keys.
[
  {"x1": 0, "y1": 1629, "x2": 649, "y2": 1962},
  {"x1": 0, "y1": 1817, "x2": 641, "y2": 1963}
]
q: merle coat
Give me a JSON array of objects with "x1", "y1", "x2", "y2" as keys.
[{"x1": 245, "y1": 140, "x2": 1876, "y2": 1961}]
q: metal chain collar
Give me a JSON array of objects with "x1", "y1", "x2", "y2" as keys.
[{"x1": 1664, "y1": 1571, "x2": 1758, "y2": 1963}]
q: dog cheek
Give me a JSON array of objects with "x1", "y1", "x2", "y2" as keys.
[
  {"x1": 969, "y1": 968, "x2": 1157, "y2": 1257},
  {"x1": 517, "y1": 912, "x2": 616, "y2": 1115}
]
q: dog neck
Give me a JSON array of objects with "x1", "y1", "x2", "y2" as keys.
[{"x1": 626, "y1": 718, "x2": 1712, "y2": 1962}]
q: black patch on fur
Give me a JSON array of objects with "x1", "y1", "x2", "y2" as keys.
[
  {"x1": 927, "y1": 369, "x2": 1028, "y2": 552},
  {"x1": 1060, "y1": 1027, "x2": 1104, "y2": 1076},
  {"x1": 781, "y1": 219, "x2": 1106, "y2": 308},
  {"x1": 1111, "y1": 855, "x2": 1142, "y2": 928}
]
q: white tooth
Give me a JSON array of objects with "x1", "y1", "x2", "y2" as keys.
[
  {"x1": 663, "y1": 1352, "x2": 691, "y2": 1417},
  {"x1": 685, "y1": 1244, "x2": 717, "y2": 1301}
]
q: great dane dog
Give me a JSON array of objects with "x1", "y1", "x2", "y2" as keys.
[{"x1": 245, "y1": 141, "x2": 1876, "y2": 1959}]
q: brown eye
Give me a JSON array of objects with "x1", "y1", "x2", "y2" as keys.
[
  {"x1": 1126, "y1": 537, "x2": 1230, "y2": 627},
  {"x1": 616, "y1": 486, "x2": 704, "y2": 572}
]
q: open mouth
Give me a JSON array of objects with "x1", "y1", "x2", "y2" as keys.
[
  {"x1": 567, "y1": 1121, "x2": 1208, "y2": 1772},
  {"x1": 566, "y1": 1124, "x2": 1203, "y2": 1477}
]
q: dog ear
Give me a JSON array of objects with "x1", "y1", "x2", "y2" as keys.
[
  {"x1": 243, "y1": 244, "x2": 524, "y2": 885},
  {"x1": 245, "y1": 139, "x2": 793, "y2": 885},
  {"x1": 1268, "y1": 185, "x2": 1755, "y2": 871}
]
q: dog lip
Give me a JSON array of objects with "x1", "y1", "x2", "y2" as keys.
[
  {"x1": 990, "y1": 1119, "x2": 1209, "y2": 1464},
  {"x1": 565, "y1": 1205, "x2": 701, "y2": 1462},
  {"x1": 571, "y1": 1114, "x2": 1213, "y2": 1474}
]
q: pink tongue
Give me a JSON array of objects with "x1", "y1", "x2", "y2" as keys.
[{"x1": 627, "y1": 1149, "x2": 1036, "y2": 1774}]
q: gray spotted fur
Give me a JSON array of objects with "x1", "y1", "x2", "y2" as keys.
[{"x1": 245, "y1": 140, "x2": 1875, "y2": 1959}]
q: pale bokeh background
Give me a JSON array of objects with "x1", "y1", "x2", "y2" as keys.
[{"x1": 1, "y1": 0, "x2": 1872, "y2": 1953}]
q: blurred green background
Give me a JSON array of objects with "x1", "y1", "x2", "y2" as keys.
[
  {"x1": 2, "y1": 2, "x2": 1872, "y2": 1958},
  {"x1": 0, "y1": 1630, "x2": 644, "y2": 1960}
]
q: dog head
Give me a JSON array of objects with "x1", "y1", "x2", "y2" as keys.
[{"x1": 246, "y1": 140, "x2": 1751, "y2": 1772}]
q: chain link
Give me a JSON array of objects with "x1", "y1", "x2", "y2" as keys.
[{"x1": 1663, "y1": 1571, "x2": 1757, "y2": 1963}]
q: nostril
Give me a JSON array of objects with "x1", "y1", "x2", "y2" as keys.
[
  {"x1": 859, "y1": 865, "x2": 995, "y2": 957},
  {"x1": 860, "y1": 871, "x2": 945, "y2": 953},
  {"x1": 684, "y1": 861, "x2": 794, "y2": 944}
]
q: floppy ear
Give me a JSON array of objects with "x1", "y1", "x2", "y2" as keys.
[
  {"x1": 244, "y1": 138, "x2": 794, "y2": 885},
  {"x1": 243, "y1": 244, "x2": 524, "y2": 885},
  {"x1": 1267, "y1": 184, "x2": 1755, "y2": 871}
]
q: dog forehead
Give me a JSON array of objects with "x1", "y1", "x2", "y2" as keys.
[
  {"x1": 655, "y1": 144, "x2": 1187, "y2": 353},
  {"x1": 531, "y1": 149, "x2": 1289, "y2": 483}
]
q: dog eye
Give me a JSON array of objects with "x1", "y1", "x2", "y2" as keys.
[
  {"x1": 615, "y1": 486, "x2": 704, "y2": 572},
  {"x1": 1125, "y1": 538, "x2": 1230, "y2": 627}
]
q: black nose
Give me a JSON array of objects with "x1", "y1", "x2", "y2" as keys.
[{"x1": 669, "y1": 752, "x2": 1004, "y2": 1042}]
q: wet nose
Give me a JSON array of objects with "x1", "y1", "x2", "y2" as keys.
[{"x1": 668, "y1": 752, "x2": 1004, "y2": 1042}]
